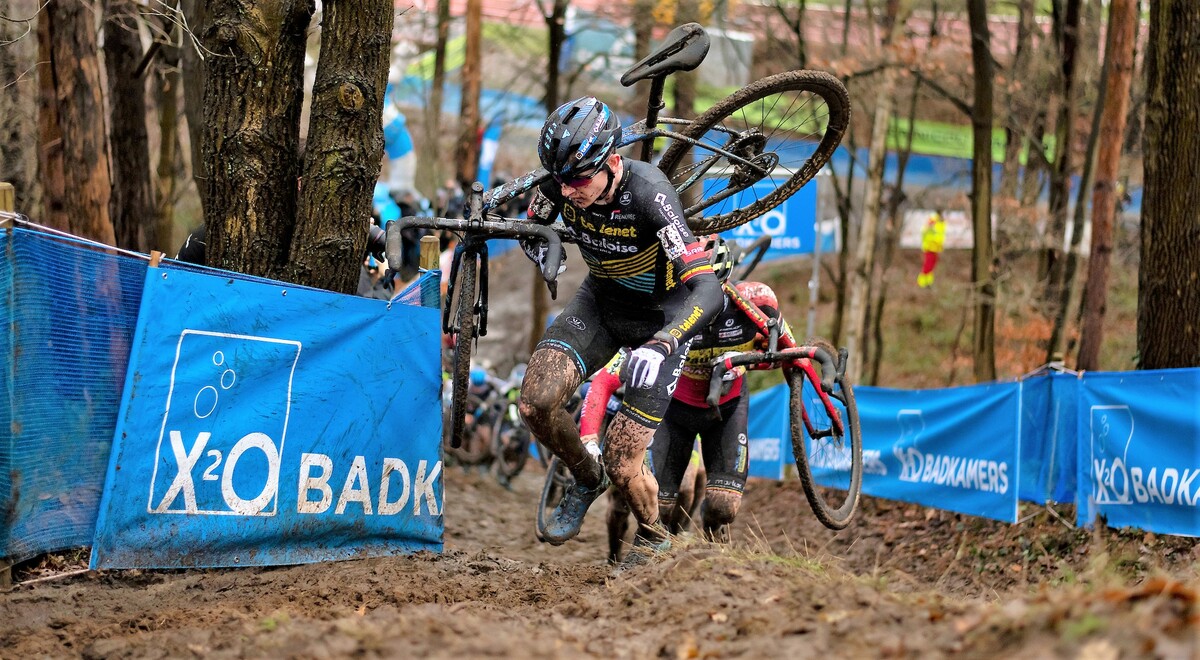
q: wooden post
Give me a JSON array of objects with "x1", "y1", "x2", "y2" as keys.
[
  {"x1": 420, "y1": 234, "x2": 440, "y2": 271},
  {"x1": 0, "y1": 181, "x2": 14, "y2": 229},
  {"x1": 1, "y1": 181, "x2": 10, "y2": 586}
]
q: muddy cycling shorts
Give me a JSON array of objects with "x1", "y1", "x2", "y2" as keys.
[
  {"x1": 648, "y1": 393, "x2": 750, "y2": 500},
  {"x1": 538, "y1": 278, "x2": 689, "y2": 428}
]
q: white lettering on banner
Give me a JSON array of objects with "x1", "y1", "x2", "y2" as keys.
[
  {"x1": 297, "y1": 454, "x2": 442, "y2": 516},
  {"x1": 749, "y1": 437, "x2": 781, "y2": 462},
  {"x1": 297, "y1": 453, "x2": 333, "y2": 513},
  {"x1": 378, "y1": 458, "x2": 411, "y2": 515},
  {"x1": 336, "y1": 456, "x2": 373, "y2": 515},
  {"x1": 894, "y1": 446, "x2": 1010, "y2": 494},
  {"x1": 1093, "y1": 460, "x2": 1200, "y2": 508},
  {"x1": 153, "y1": 431, "x2": 281, "y2": 515},
  {"x1": 863, "y1": 449, "x2": 887, "y2": 475}
]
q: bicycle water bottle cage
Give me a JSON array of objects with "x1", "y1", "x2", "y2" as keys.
[{"x1": 620, "y1": 23, "x2": 711, "y2": 87}]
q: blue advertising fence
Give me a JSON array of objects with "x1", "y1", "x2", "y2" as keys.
[
  {"x1": 749, "y1": 368, "x2": 1200, "y2": 537},
  {"x1": 1, "y1": 224, "x2": 445, "y2": 568}
]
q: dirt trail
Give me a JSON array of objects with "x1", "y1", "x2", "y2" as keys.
[{"x1": 2, "y1": 463, "x2": 1198, "y2": 659}]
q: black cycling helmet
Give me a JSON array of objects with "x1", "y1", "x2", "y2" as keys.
[
  {"x1": 539, "y1": 97, "x2": 622, "y2": 181},
  {"x1": 704, "y1": 234, "x2": 735, "y2": 283}
]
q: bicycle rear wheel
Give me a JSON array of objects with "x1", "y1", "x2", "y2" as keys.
[
  {"x1": 491, "y1": 411, "x2": 530, "y2": 483},
  {"x1": 787, "y1": 338, "x2": 862, "y2": 529},
  {"x1": 535, "y1": 455, "x2": 574, "y2": 542},
  {"x1": 658, "y1": 70, "x2": 850, "y2": 234},
  {"x1": 449, "y1": 253, "x2": 479, "y2": 449}
]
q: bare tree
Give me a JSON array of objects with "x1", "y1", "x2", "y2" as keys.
[
  {"x1": 416, "y1": 0, "x2": 451, "y2": 199},
  {"x1": 1076, "y1": 0, "x2": 1138, "y2": 370},
  {"x1": 966, "y1": 0, "x2": 996, "y2": 382},
  {"x1": 38, "y1": 0, "x2": 114, "y2": 244},
  {"x1": 845, "y1": 0, "x2": 909, "y2": 385},
  {"x1": 1137, "y1": 0, "x2": 1200, "y2": 369},
  {"x1": 104, "y1": 0, "x2": 154, "y2": 252},
  {"x1": 285, "y1": 0, "x2": 394, "y2": 293},
  {"x1": 454, "y1": 0, "x2": 482, "y2": 189},
  {"x1": 0, "y1": 0, "x2": 41, "y2": 214}
]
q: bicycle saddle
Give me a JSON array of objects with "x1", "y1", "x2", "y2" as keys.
[{"x1": 620, "y1": 23, "x2": 711, "y2": 87}]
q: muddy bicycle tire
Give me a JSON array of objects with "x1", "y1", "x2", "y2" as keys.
[
  {"x1": 448, "y1": 254, "x2": 479, "y2": 450},
  {"x1": 535, "y1": 455, "x2": 574, "y2": 542},
  {"x1": 658, "y1": 70, "x2": 850, "y2": 234},
  {"x1": 787, "y1": 338, "x2": 862, "y2": 530}
]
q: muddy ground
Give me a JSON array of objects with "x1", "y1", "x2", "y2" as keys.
[{"x1": 2, "y1": 461, "x2": 1197, "y2": 659}]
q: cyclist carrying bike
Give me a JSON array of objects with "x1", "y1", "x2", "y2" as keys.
[
  {"x1": 580, "y1": 235, "x2": 799, "y2": 547},
  {"x1": 517, "y1": 97, "x2": 723, "y2": 554}
]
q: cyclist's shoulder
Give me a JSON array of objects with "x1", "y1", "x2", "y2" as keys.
[{"x1": 620, "y1": 159, "x2": 673, "y2": 194}]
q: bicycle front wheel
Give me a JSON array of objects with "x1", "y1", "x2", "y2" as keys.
[
  {"x1": 449, "y1": 254, "x2": 479, "y2": 449},
  {"x1": 658, "y1": 70, "x2": 850, "y2": 234},
  {"x1": 787, "y1": 338, "x2": 862, "y2": 529}
]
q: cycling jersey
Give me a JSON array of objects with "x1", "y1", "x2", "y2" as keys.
[
  {"x1": 672, "y1": 280, "x2": 797, "y2": 407},
  {"x1": 527, "y1": 158, "x2": 722, "y2": 348}
]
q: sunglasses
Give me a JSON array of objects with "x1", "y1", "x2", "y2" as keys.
[{"x1": 555, "y1": 167, "x2": 604, "y2": 188}]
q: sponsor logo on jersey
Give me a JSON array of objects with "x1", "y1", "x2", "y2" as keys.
[
  {"x1": 668, "y1": 305, "x2": 705, "y2": 342},
  {"x1": 658, "y1": 224, "x2": 687, "y2": 260},
  {"x1": 620, "y1": 191, "x2": 633, "y2": 205},
  {"x1": 566, "y1": 316, "x2": 586, "y2": 331}
]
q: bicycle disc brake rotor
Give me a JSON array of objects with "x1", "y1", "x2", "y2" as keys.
[{"x1": 727, "y1": 132, "x2": 775, "y2": 188}]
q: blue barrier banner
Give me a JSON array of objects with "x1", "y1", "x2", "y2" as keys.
[
  {"x1": 856, "y1": 382, "x2": 1021, "y2": 522},
  {"x1": 746, "y1": 384, "x2": 788, "y2": 480},
  {"x1": 1078, "y1": 369, "x2": 1200, "y2": 536},
  {"x1": 91, "y1": 266, "x2": 444, "y2": 568},
  {"x1": 1, "y1": 229, "x2": 145, "y2": 562},
  {"x1": 1018, "y1": 373, "x2": 1080, "y2": 506},
  {"x1": 718, "y1": 178, "x2": 818, "y2": 261}
]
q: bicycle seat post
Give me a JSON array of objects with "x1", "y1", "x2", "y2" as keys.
[{"x1": 639, "y1": 77, "x2": 667, "y2": 162}]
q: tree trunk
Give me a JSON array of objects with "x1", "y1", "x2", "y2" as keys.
[
  {"x1": 41, "y1": 0, "x2": 115, "y2": 245},
  {"x1": 1040, "y1": 0, "x2": 1081, "y2": 321},
  {"x1": 1077, "y1": 0, "x2": 1137, "y2": 371},
  {"x1": 154, "y1": 38, "x2": 182, "y2": 253},
  {"x1": 417, "y1": 0, "x2": 451, "y2": 200},
  {"x1": 454, "y1": 0, "x2": 482, "y2": 189},
  {"x1": 845, "y1": 0, "x2": 908, "y2": 385},
  {"x1": 180, "y1": 0, "x2": 209, "y2": 215},
  {"x1": 104, "y1": 0, "x2": 154, "y2": 252},
  {"x1": 199, "y1": 0, "x2": 313, "y2": 276},
  {"x1": 36, "y1": 15, "x2": 69, "y2": 232},
  {"x1": 630, "y1": 0, "x2": 655, "y2": 118},
  {"x1": 967, "y1": 0, "x2": 996, "y2": 382},
  {"x1": 868, "y1": 77, "x2": 920, "y2": 386},
  {"x1": 997, "y1": 0, "x2": 1034, "y2": 204},
  {"x1": 529, "y1": 0, "x2": 569, "y2": 358},
  {"x1": 0, "y1": 0, "x2": 41, "y2": 215},
  {"x1": 1138, "y1": 0, "x2": 1200, "y2": 369},
  {"x1": 285, "y1": 0, "x2": 391, "y2": 293}
]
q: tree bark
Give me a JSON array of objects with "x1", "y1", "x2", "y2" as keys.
[
  {"x1": 41, "y1": 0, "x2": 115, "y2": 244},
  {"x1": 180, "y1": 0, "x2": 209, "y2": 215},
  {"x1": 1040, "y1": 0, "x2": 1082, "y2": 322},
  {"x1": 0, "y1": 0, "x2": 41, "y2": 215},
  {"x1": 454, "y1": 0, "x2": 482, "y2": 189},
  {"x1": 1077, "y1": 0, "x2": 1137, "y2": 371},
  {"x1": 967, "y1": 0, "x2": 996, "y2": 382},
  {"x1": 199, "y1": 0, "x2": 313, "y2": 276},
  {"x1": 845, "y1": 0, "x2": 908, "y2": 385},
  {"x1": 285, "y1": 0, "x2": 391, "y2": 293},
  {"x1": 154, "y1": 38, "x2": 182, "y2": 253},
  {"x1": 1138, "y1": 0, "x2": 1200, "y2": 369},
  {"x1": 104, "y1": 0, "x2": 154, "y2": 252}
]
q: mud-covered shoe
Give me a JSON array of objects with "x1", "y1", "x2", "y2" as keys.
[
  {"x1": 614, "y1": 527, "x2": 671, "y2": 575},
  {"x1": 542, "y1": 476, "x2": 609, "y2": 545}
]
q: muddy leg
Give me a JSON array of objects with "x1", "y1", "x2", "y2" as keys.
[
  {"x1": 602, "y1": 413, "x2": 659, "y2": 528},
  {"x1": 702, "y1": 489, "x2": 742, "y2": 544},
  {"x1": 606, "y1": 491, "x2": 632, "y2": 564},
  {"x1": 518, "y1": 350, "x2": 601, "y2": 488}
]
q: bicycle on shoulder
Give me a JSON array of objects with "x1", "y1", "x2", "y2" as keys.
[{"x1": 385, "y1": 21, "x2": 849, "y2": 454}]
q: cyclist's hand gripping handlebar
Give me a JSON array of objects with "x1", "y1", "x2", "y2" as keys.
[{"x1": 706, "y1": 345, "x2": 840, "y2": 409}]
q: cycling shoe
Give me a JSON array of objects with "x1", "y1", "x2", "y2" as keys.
[
  {"x1": 543, "y1": 476, "x2": 609, "y2": 545},
  {"x1": 614, "y1": 526, "x2": 671, "y2": 574}
]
